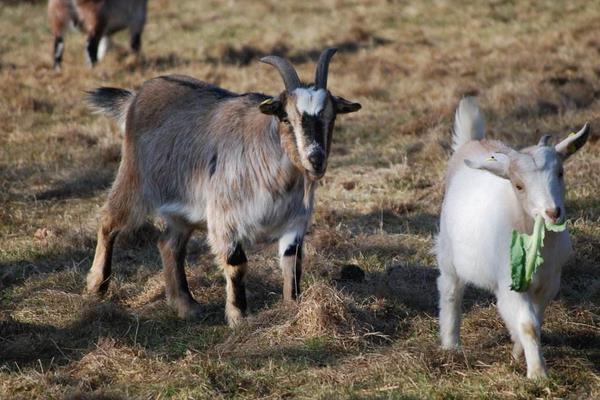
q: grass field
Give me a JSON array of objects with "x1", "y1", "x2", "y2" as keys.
[{"x1": 1, "y1": 0, "x2": 600, "y2": 398}]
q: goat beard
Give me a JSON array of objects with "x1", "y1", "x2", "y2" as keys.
[{"x1": 303, "y1": 172, "x2": 316, "y2": 210}]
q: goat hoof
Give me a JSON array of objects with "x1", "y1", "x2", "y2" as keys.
[
  {"x1": 527, "y1": 367, "x2": 548, "y2": 380},
  {"x1": 440, "y1": 339, "x2": 460, "y2": 351},
  {"x1": 170, "y1": 297, "x2": 202, "y2": 320},
  {"x1": 85, "y1": 274, "x2": 109, "y2": 296},
  {"x1": 226, "y1": 307, "x2": 245, "y2": 328}
]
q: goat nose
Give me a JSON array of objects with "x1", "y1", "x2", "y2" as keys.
[
  {"x1": 308, "y1": 152, "x2": 324, "y2": 171},
  {"x1": 545, "y1": 207, "x2": 561, "y2": 222}
]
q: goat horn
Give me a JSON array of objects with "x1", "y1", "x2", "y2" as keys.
[
  {"x1": 538, "y1": 134, "x2": 552, "y2": 146},
  {"x1": 314, "y1": 48, "x2": 337, "y2": 89},
  {"x1": 495, "y1": 145, "x2": 519, "y2": 158},
  {"x1": 260, "y1": 55, "x2": 301, "y2": 91}
]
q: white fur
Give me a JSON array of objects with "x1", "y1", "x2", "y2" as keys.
[
  {"x1": 159, "y1": 202, "x2": 205, "y2": 225},
  {"x1": 279, "y1": 231, "x2": 301, "y2": 257},
  {"x1": 436, "y1": 98, "x2": 576, "y2": 379},
  {"x1": 293, "y1": 123, "x2": 321, "y2": 175},
  {"x1": 452, "y1": 96, "x2": 485, "y2": 151},
  {"x1": 54, "y1": 41, "x2": 65, "y2": 59},
  {"x1": 97, "y1": 36, "x2": 110, "y2": 60},
  {"x1": 290, "y1": 88, "x2": 329, "y2": 175},
  {"x1": 305, "y1": 142, "x2": 320, "y2": 157},
  {"x1": 294, "y1": 88, "x2": 327, "y2": 116}
]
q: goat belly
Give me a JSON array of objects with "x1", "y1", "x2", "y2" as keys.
[{"x1": 235, "y1": 192, "x2": 309, "y2": 247}]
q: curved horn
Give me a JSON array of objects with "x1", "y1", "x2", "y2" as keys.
[
  {"x1": 314, "y1": 48, "x2": 337, "y2": 89},
  {"x1": 495, "y1": 144, "x2": 519, "y2": 158},
  {"x1": 260, "y1": 55, "x2": 301, "y2": 91},
  {"x1": 538, "y1": 134, "x2": 552, "y2": 147}
]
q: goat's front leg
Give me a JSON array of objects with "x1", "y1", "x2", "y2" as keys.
[
  {"x1": 97, "y1": 36, "x2": 110, "y2": 61},
  {"x1": 158, "y1": 224, "x2": 201, "y2": 319},
  {"x1": 497, "y1": 290, "x2": 547, "y2": 379},
  {"x1": 219, "y1": 243, "x2": 248, "y2": 327},
  {"x1": 85, "y1": 33, "x2": 102, "y2": 67},
  {"x1": 278, "y1": 232, "x2": 303, "y2": 302},
  {"x1": 53, "y1": 36, "x2": 65, "y2": 71}
]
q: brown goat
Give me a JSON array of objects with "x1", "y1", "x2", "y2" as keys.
[
  {"x1": 47, "y1": 0, "x2": 147, "y2": 69},
  {"x1": 85, "y1": 49, "x2": 361, "y2": 326}
]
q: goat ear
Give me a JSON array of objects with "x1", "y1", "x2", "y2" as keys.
[
  {"x1": 259, "y1": 97, "x2": 283, "y2": 115},
  {"x1": 464, "y1": 153, "x2": 510, "y2": 179},
  {"x1": 334, "y1": 96, "x2": 361, "y2": 114},
  {"x1": 555, "y1": 122, "x2": 590, "y2": 160}
]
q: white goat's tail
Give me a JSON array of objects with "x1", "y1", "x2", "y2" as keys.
[{"x1": 451, "y1": 96, "x2": 485, "y2": 152}]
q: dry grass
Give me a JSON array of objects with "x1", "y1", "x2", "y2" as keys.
[{"x1": 1, "y1": 0, "x2": 600, "y2": 398}]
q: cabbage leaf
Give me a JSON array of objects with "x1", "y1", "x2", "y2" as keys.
[{"x1": 510, "y1": 215, "x2": 566, "y2": 292}]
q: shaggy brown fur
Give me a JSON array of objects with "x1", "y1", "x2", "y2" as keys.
[{"x1": 85, "y1": 52, "x2": 360, "y2": 325}]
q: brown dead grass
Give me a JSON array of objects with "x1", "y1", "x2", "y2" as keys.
[{"x1": 219, "y1": 283, "x2": 386, "y2": 358}]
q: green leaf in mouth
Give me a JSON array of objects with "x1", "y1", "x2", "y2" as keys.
[{"x1": 510, "y1": 215, "x2": 566, "y2": 292}]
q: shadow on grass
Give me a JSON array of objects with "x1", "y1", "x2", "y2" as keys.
[
  {"x1": 567, "y1": 196, "x2": 600, "y2": 226},
  {"x1": 129, "y1": 35, "x2": 390, "y2": 72},
  {"x1": 560, "y1": 195, "x2": 600, "y2": 307},
  {"x1": 319, "y1": 208, "x2": 439, "y2": 237},
  {"x1": 35, "y1": 169, "x2": 114, "y2": 201},
  {"x1": 0, "y1": 224, "x2": 161, "y2": 293},
  {"x1": 221, "y1": 337, "x2": 342, "y2": 365},
  {"x1": 206, "y1": 35, "x2": 392, "y2": 66},
  {"x1": 545, "y1": 330, "x2": 600, "y2": 373},
  {"x1": 0, "y1": 300, "x2": 226, "y2": 370}
]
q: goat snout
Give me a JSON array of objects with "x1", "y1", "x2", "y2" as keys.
[
  {"x1": 308, "y1": 150, "x2": 325, "y2": 173},
  {"x1": 545, "y1": 207, "x2": 561, "y2": 223}
]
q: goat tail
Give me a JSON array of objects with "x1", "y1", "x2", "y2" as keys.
[
  {"x1": 86, "y1": 87, "x2": 134, "y2": 131},
  {"x1": 451, "y1": 96, "x2": 485, "y2": 152}
]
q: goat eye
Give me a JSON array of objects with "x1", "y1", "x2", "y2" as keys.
[
  {"x1": 558, "y1": 170, "x2": 564, "y2": 178},
  {"x1": 515, "y1": 183, "x2": 524, "y2": 191}
]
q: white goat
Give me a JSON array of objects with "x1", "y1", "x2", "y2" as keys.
[{"x1": 436, "y1": 97, "x2": 590, "y2": 378}]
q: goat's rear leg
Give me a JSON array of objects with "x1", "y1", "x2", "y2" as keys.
[
  {"x1": 130, "y1": 29, "x2": 142, "y2": 55},
  {"x1": 127, "y1": 16, "x2": 145, "y2": 66},
  {"x1": 87, "y1": 210, "x2": 122, "y2": 295},
  {"x1": 48, "y1": 0, "x2": 67, "y2": 70},
  {"x1": 159, "y1": 224, "x2": 201, "y2": 320},
  {"x1": 437, "y1": 271, "x2": 465, "y2": 349}
]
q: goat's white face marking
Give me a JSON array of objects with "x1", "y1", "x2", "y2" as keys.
[
  {"x1": 293, "y1": 88, "x2": 327, "y2": 116},
  {"x1": 282, "y1": 87, "x2": 334, "y2": 180}
]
